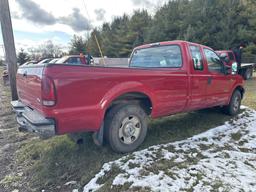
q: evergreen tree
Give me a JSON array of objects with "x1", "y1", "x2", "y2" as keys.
[
  {"x1": 86, "y1": 29, "x2": 101, "y2": 57},
  {"x1": 129, "y1": 10, "x2": 152, "y2": 47},
  {"x1": 69, "y1": 35, "x2": 87, "y2": 55},
  {"x1": 17, "y1": 49, "x2": 30, "y2": 65},
  {"x1": 81, "y1": 0, "x2": 256, "y2": 57}
]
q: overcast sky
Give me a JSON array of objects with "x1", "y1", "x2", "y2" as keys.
[{"x1": 0, "y1": 0, "x2": 168, "y2": 57}]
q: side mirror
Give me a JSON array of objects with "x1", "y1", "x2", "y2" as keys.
[{"x1": 231, "y1": 62, "x2": 238, "y2": 74}]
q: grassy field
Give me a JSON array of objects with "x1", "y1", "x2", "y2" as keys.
[
  {"x1": 242, "y1": 75, "x2": 256, "y2": 109},
  {"x1": 83, "y1": 108, "x2": 256, "y2": 192},
  {"x1": 0, "y1": 68, "x2": 255, "y2": 192}
]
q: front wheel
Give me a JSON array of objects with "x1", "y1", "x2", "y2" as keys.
[
  {"x1": 244, "y1": 68, "x2": 253, "y2": 80},
  {"x1": 105, "y1": 104, "x2": 148, "y2": 153},
  {"x1": 223, "y1": 90, "x2": 241, "y2": 116}
]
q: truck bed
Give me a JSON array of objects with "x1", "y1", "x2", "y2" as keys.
[
  {"x1": 241, "y1": 63, "x2": 256, "y2": 68},
  {"x1": 17, "y1": 63, "x2": 188, "y2": 134}
]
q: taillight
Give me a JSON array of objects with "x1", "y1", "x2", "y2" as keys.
[{"x1": 41, "y1": 76, "x2": 56, "y2": 106}]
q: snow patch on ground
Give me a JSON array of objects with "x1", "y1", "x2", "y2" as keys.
[{"x1": 83, "y1": 108, "x2": 256, "y2": 192}]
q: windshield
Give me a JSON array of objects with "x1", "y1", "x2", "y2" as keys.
[{"x1": 130, "y1": 45, "x2": 182, "y2": 68}]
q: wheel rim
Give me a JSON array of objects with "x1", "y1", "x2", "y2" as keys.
[
  {"x1": 233, "y1": 95, "x2": 240, "y2": 112},
  {"x1": 119, "y1": 115, "x2": 141, "y2": 145}
]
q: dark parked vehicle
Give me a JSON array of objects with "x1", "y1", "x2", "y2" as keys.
[
  {"x1": 216, "y1": 50, "x2": 256, "y2": 80},
  {"x1": 56, "y1": 55, "x2": 93, "y2": 65}
]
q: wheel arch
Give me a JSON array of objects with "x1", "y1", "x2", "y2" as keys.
[
  {"x1": 234, "y1": 85, "x2": 245, "y2": 99},
  {"x1": 104, "y1": 91, "x2": 153, "y2": 117},
  {"x1": 100, "y1": 81, "x2": 155, "y2": 118},
  {"x1": 225, "y1": 85, "x2": 244, "y2": 107}
]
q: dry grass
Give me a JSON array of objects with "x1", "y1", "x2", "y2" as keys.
[{"x1": 242, "y1": 73, "x2": 256, "y2": 109}]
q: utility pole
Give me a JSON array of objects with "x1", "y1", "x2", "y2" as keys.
[{"x1": 0, "y1": 0, "x2": 18, "y2": 100}]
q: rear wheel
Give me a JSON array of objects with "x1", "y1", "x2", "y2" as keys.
[
  {"x1": 223, "y1": 90, "x2": 241, "y2": 116},
  {"x1": 105, "y1": 104, "x2": 148, "y2": 153}
]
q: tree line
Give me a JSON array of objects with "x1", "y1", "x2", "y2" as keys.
[
  {"x1": 16, "y1": 0, "x2": 256, "y2": 65},
  {"x1": 84, "y1": 0, "x2": 256, "y2": 58},
  {"x1": 16, "y1": 40, "x2": 65, "y2": 65}
]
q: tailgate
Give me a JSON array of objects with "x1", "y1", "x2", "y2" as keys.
[{"x1": 17, "y1": 65, "x2": 45, "y2": 113}]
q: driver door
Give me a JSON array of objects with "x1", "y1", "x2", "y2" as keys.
[{"x1": 203, "y1": 49, "x2": 233, "y2": 107}]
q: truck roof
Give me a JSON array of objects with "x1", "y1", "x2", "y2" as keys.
[
  {"x1": 216, "y1": 50, "x2": 233, "y2": 53},
  {"x1": 134, "y1": 40, "x2": 213, "y2": 51}
]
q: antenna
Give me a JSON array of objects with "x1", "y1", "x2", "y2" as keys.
[{"x1": 81, "y1": 0, "x2": 105, "y2": 65}]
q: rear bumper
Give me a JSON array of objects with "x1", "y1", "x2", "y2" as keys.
[{"x1": 11, "y1": 100, "x2": 56, "y2": 138}]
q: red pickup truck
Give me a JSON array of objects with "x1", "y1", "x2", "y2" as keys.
[{"x1": 12, "y1": 41, "x2": 244, "y2": 153}]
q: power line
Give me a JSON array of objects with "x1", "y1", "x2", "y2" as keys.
[{"x1": 82, "y1": 0, "x2": 92, "y2": 23}]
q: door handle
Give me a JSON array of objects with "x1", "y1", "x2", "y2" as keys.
[{"x1": 208, "y1": 77, "x2": 212, "y2": 85}]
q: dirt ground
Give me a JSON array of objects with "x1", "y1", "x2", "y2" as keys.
[
  {"x1": 0, "y1": 72, "x2": 36, "y2": 192},
  {"x1": 0, "y1": 68, "x2": 255, "y2": 192},
  {"x1": 0, "y1": 69, "x2": 78, "y2": 191}
]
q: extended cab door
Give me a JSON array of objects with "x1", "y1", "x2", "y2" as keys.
[
  {"x1": 187, "y1": 44, "x2": 208, "y2": 110},
  {"x1": 130, "y1": 44, "x2": 188, "y2": 117},
  {"x1": 203, "y1": 48, "x2": 232, "y2": 106}
]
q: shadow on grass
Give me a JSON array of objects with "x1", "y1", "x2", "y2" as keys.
[
  {"x1": 145, "y1": 107, "x2": 231, "y2": 146},
  {"x1": 17, "y1": 107, "x2": 234, "y2": 191}
]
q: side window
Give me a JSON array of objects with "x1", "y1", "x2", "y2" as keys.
[
  {"x1": 203, "y1": 49, "x2": 223, "y2": 73},
  {"x1": 189, "y1": 45, "x2": 203, "y2": 71},
  {"x1": 228, "y1": 52, "x2": 235, "y2": 61},
  {"x1": 130, "y1": 45, "x2": 182, "y2": 68}
]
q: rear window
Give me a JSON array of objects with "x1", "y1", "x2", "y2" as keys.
[{"x1": 130, "y1": 45, "x2": 182, "y2": 68}]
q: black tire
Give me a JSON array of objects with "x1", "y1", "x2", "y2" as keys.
[
  {"x1": 224, "y1": 90, "x2": 241, "y2": 116},
  {"x1": 244, "y1": 68, "x2": 253, "y2": 80},
  {"x1": 104, "y1": 104, "x2": 148, "y2": 153}
]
